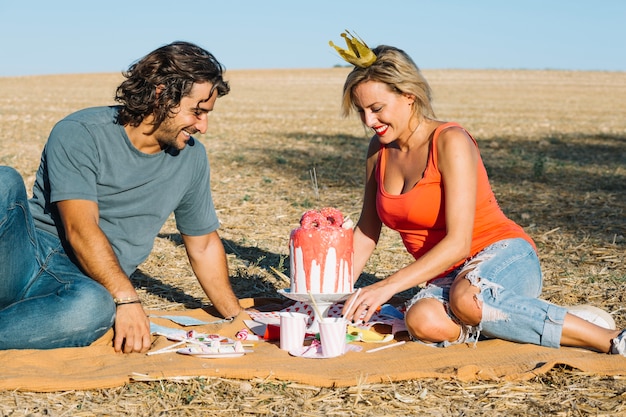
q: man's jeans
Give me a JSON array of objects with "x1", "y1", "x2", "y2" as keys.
[{"x1": 0, "y1": 166, "x2": 115, "y2": 349}]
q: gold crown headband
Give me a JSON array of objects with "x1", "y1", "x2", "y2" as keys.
[{"x1": 329, "y1": 30, "x2": 377, "y2": 68}]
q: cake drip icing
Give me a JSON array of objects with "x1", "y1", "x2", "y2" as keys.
[{"x1": 289, "y1": 208, "x2": 354, "y2": 294}]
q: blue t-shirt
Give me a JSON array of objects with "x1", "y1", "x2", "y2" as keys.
[{"x1": 29, "y1": 106, "x2": 220, "y2": 276}]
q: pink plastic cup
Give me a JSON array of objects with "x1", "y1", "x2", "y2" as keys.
[
  {"x1": 279, "y1": 312, "x2": 308, "y2": 351},
  {"x1": 319, "y1": 317, "x2": 347, "y2": 358}
]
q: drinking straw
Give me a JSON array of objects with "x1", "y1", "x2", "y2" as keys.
[
  {"x1": 342, "y1": 287, "x2": 361, "y2": 317},
  {"x1": 146, "y1": 340, "x2": 187, "y2": 356},
  {"x1": 365, "y1": 340, "x2": 406, "y2": 353},
  {"x1": 307, "y1": 291, "x2": 324, "y2": 320}
]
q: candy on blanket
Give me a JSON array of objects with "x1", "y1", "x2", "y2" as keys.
[
  {"x1": 192, "y1": 332, "x2": 222, "y2": 342},
  {"x1": 347, "y1": 325, "x2": 395, "y2": 343},
  {"x1": 147, "y1": 330, "x2": 249, "y2": 356},
  {"x1": 234, "y1": 340, "x2": 245, "y2": 353},
  {"x1": 151, "y1": 325, "x2": 224, "y2": 342}
]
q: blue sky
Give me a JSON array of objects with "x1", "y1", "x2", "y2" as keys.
[{"x1": 1, "y1": 0, "x2": 624, "y2": 77}]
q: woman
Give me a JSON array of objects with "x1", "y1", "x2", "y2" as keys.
[{"x1": 333, "y1": 34, "x2": 625, "y2": 355}]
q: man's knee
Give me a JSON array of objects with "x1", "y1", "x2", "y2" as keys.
[
  {"x1": 65, "y1": 280, "x2": 116, "y2": 332},
  {"x1": 0, "y1": 166, "x2": 27, "y2": 202}
]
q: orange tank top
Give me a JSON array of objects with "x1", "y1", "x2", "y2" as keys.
[{"x1": 375, "y1": 122, "x2": 535, "y2": 277}]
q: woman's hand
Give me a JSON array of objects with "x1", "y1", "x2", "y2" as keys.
[{"x1": 342, "y1": 282, "x2": 397, "y2": 324}]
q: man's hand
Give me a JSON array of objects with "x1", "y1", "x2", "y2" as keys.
[{"x1": 112, "y1": 303, "x2": 152, "y2": 353}]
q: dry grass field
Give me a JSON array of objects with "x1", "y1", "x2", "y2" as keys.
[{"x1": 0, "y1": 67, "x2": 625, "y2": 415}]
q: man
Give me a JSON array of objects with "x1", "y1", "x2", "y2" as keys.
[{"x1": 0, "y1": 41, "x2": 243, "y2": 353}]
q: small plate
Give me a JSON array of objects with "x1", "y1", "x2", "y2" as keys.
[
  {"x1": 177, "y1": 347, "x2": 250, "y2": 358},
  {"x1": 289, "y1": 345, "x2": 352, "y2": 359},
  {"x1": 289, "y1": 345, "x2": 330, "y2": 359}
]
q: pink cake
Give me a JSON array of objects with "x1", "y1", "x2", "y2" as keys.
[{"x1": 289, "y1": 208, "x2": 354, "y2": 294}]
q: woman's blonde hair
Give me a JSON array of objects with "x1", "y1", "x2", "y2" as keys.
[{"x1": 341, "y1": 45, "x2": 435, "y2": 120}]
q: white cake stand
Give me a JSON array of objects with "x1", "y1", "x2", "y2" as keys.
[{"x1": 277, "y1": 289, "x2": 350, "y2": 333}]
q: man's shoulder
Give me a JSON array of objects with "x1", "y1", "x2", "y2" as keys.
[
  {"x1": 48, "y1": 106, "x2": 123, "y2": 147},
  {"x1": 62, "y1": 106, "x2": 120, "y2": 126}
]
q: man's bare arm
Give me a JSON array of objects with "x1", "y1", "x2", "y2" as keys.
[
  {"x1": 56, "y1": 199, "x2": 151, "y2": 353},
  {"x1": 182, "y1": 231, "x2": 243, "y2": 319}
]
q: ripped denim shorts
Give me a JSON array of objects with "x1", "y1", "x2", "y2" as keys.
[{"x1": 405, "y1": 238, "x2": 566, "y2": 348}]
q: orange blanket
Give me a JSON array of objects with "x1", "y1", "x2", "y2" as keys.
[{"x1": 2, "y1": 299, "x2": 626, "y2": 392}]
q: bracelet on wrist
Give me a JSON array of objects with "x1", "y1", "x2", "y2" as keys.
[
  {"x1": 114, "y1": 297, "x2": 141, "y2": 306},
  {"x1": 116, "y1": 300, "x2": 141, "y2": 307},
  {"x1": 225, "y1": 308, "x2": 245, "y2": 321}
]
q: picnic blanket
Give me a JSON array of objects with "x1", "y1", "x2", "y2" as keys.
[{"x1": 2, "y1": 298, "x2": 626, "y2": 392}]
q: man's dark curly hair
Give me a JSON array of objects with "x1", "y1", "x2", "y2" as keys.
[{"x1": 115, "y1": 41, "x2": 230, "y2": 133}]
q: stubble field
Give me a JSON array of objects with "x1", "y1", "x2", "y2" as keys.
[{"x1": 0, "y1": 67, "x2": 625, "y2": 416}]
